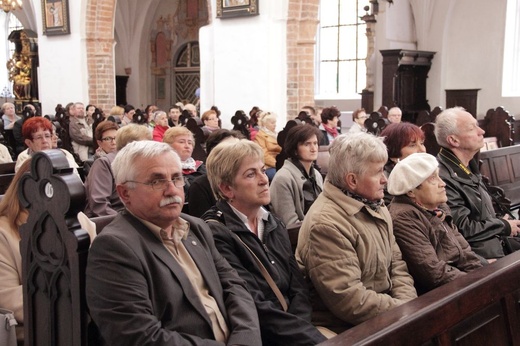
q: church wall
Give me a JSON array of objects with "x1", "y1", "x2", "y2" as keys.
[
  {"x1": 38, "y1": 0, "x2": 90, "y2": 115},
  {"x1": 365, "y1": 0, "x2": 519, "y2": 119},
  {"x1": 444, "y1": 0, "x2": 518, "y2": 118},
  {"x1": 200, "y1": 1, "x2": 289, "y2": 130}
]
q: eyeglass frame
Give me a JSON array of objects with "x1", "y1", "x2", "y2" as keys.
[
  {"x1": 31, "y1": 133, "x2": 53, "y2": 141},
  {"x1": 101, "y1": 136, "x2": 117, "y2": 142},
  {"x1": 124, "y1": 176, "x2": 186, "y2": 190}
]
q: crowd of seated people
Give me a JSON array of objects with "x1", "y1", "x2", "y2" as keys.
[{"x1": 5, "y1": 100, "x2": 520, "y2": 345}]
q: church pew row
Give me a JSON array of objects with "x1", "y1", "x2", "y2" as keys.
[
  {"x1": 321, "y1": 250, "x2": 520, "y2": 345},
  {"x1": 18, "y1": 149, "x2": 520, "y2": 345},
  {"x1": 479, "y1": 144, "x2": 520, "y2": 210}
]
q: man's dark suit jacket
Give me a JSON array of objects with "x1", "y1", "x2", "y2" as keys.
[{"x1": 86, "y1": 211, "x2": 261, "y2": 346}]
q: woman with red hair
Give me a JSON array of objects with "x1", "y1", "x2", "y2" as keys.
[
  {"x1": 15, "y1": 117, "x2": 78, "y2": 172},
  {"x1": 380, "y1": 122, "x2": 426, "y2": 205}
]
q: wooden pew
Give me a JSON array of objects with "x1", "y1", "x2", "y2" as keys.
[
  {"x1": 364, "y1": 111, "x2": 389, "y2": 136},
  {"x1": 0, "y1": 161, "x2": 16, "y2": 174},
  {"x1": 0, "y1": 172, "x2": 15, "y2": 194},
  {"x1": 420, "y1": 122, "x2": 440, "y2": 156},
  {"x1": 19, "y1": 150, "x2": 91, "y2": 346},
  {"x1": 479, "y1": 144, "x2": 520, "y2": 210},
  {"x1": 185, "y1": 117, "x2": 207, "y2": 162},
  {"x1": 480, "y1": 107, "x2": 514, "y2": 147},
  {"x1": 320, "y1": 250, "x2": 520, "y2": 345},
  {"x1": 231, "y1": 110, "x2": 251, "y2": 140}
]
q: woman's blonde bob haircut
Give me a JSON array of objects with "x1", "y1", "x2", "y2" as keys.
[
  {"x1": 162, "y1": 126, "x2": 194, "y2": 145},
  {"x1": 206, "y1": 139, "x2": 264, "y2": 201}
]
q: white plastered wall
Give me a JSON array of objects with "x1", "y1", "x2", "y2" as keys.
[{"x1": 200, "y1": 1, "x2": 288, "y2": 130}]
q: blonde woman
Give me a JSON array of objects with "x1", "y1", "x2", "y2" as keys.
[
  {"x1": 0, "y1": 159, "x2": 31, "y2": 343},
  {"x1": 204, "y1": 140, "x2": 328, "y2": 345},
  {"x1": 254, "y1": 111, "x2": 281, "y2": 180}
]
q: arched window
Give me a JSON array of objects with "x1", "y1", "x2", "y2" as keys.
[
  {"x1": 316, "y1": 0, "x2": 367, "y2": 99},
  {"x1": 502, "y1": 0, "x2": 520, "y2": 96}
]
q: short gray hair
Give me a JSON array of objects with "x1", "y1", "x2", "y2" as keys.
[
  {"x1": 327, "y1": 132, "x2": 388, "y2": 189},
  {"x1": 434, "y1": 107, "x2": 465, "y2": 148},
  {"x1": 112, "y1": 140, "x2": 181, "y2": 188}
]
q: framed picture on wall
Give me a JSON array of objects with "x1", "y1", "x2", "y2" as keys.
[
  {"x1": 216, "y1": 0, "x2": 259, "y2": 19},
  {"x1": 41, "y1": 0, "x2": 71, "y2": 36}
]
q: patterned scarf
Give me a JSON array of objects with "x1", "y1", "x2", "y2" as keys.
[{"x1": 342, "y1": 188, "x2": 384, "y2": 212}]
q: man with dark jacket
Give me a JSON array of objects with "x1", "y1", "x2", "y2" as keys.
[
  {"x1": 86, "y1": 140, "x2": 260, "y2": 345},
  {"x1": 434, "y1": 107, "x2": 520, "y2": 260}
]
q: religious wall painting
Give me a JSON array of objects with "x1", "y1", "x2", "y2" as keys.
[
  {"x1": 216, "y1": 0, "x2": 258, "y2": 18},
  {"x1": 41, "y1": 0, "x2": 70, "y2": 36}
]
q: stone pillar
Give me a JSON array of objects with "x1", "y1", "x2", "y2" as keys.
[{"x1": 361, "y1": 6, "x2": 377, "y2": 113}]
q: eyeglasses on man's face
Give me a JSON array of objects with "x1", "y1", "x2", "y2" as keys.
[{"x1": 124, "y1": 176, "x2": 186, "y2": 190}]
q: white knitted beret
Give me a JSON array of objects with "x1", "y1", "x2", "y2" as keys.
[{"x1": 387, "y1": 153, "x2": 438, "y2": 195}]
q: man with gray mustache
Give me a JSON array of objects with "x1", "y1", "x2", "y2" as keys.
[{"x1": 86, "y1": 140, "x2": 261, "y2": 346}]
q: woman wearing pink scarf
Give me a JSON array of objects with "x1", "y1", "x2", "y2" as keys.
[{"x1": 319, "y1": 106, "x2": 341, "y2": 145}]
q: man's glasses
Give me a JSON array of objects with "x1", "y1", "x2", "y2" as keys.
[
  {"x1": 101, "y1": 136, "x2": 116, "y2": 142},
  {"x1": 124, "y1": 177, "x2": 186, "y2": 190}
]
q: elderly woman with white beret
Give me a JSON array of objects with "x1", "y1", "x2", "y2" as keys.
[{"x1": 387, "y1": 153, "x2": 483, "y2": 295}]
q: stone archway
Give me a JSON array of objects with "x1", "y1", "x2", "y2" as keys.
[
  {"x1": 286, "y1": 0, "x2": 320, "y2": 118},
  {"x1": 85, "y1": 0, "x2": 117, "y2": 114}
]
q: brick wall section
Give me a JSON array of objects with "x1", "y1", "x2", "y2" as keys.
[
  {"x1": 85, "y1": 0, "x2": 116, "y2": 114},
  {"x1": 286, "y1": 0, "x2": 319, "y2": 118}
]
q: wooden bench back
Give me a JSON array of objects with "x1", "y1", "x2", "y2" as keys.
[
  {"x1": 0, "y1": 172, "x2": 15, "y2": 194},
  {"x1": 479, "y1": 144, "x2": 520, "y2": 210},
  {"x1": 19, "y1": 149, "x2": 90, "y2": 346},
  {"x1": 0, "y1": 161, "x2": 16, "y2": 174},
  {"x1": 480, "y1": 107, "x2": 514, "y2": 147}
]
